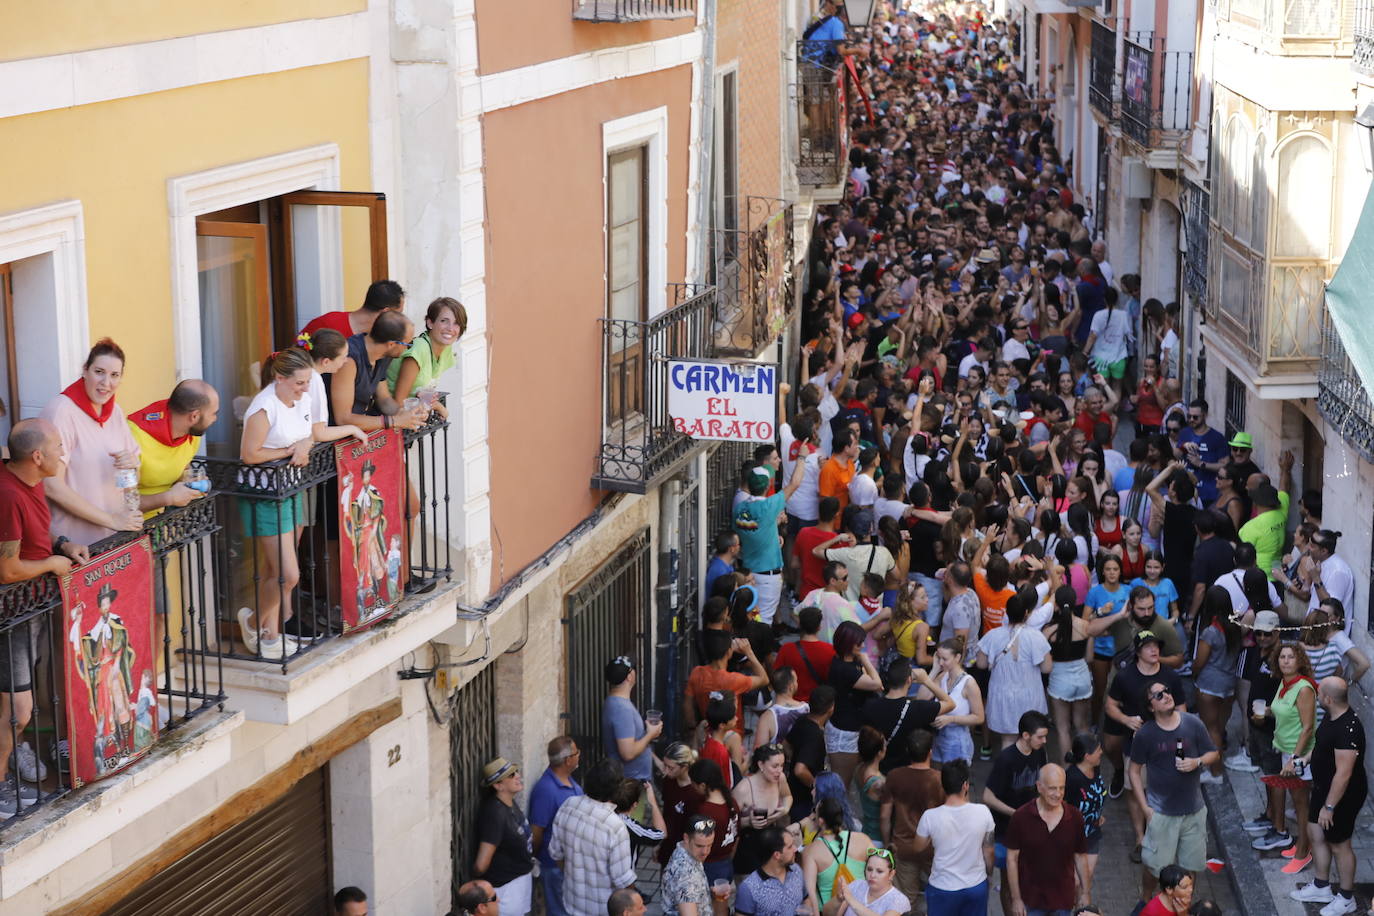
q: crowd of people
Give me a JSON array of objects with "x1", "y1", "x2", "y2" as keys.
[
  {"x1": 0, "y1": 279, "x2": 467, "y2": 814},
  {"x1": 460, "y1": 2, "x2": 1371, "y2": 916}
]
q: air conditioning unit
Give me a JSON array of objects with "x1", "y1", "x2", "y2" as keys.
[{"x1": 1123, "y1": 157, "x2": 1153, "y2": 199}]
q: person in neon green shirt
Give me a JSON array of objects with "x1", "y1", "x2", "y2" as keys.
[
  {"x1": 1239, "y1": 450, "x2": 1293, "y2": 580},
  {"x1": 387, "y1": 297, "x2": 466, "y2": 419}
]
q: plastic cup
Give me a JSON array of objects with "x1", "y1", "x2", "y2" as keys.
[
  {"x1": 645, "y1": 709, "x2": 662, "y2": 726},
  {"x1": 712, "y1": 880, "x2": 732, "y2": 900},
  {"x1": 1253, "y1": 699, "x2": 1267, "y2": 717},
  {"x1": 403, "y1": 397, "x2": 421, "y2": 413},
  {"x1": 418, "y1": 387, "x2": 439, "y2": 407}
]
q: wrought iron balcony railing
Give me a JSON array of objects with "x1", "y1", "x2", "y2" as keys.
[
  {"x1": 594, "y1": 287, "x2": 714, "y2": 493},
  {"x1": 572, "y1": 0, "x2": 694, "y2": 21},
  {"x1": 1182, "y1": 181, "x2": 1210, "y2": 304},
  {"x1": 1089, "y1": 21, "x2": 1117, "y2": 119},
  {"x1": 1357, "y1": 0, "x2": 1374, "y2": 73},
  {"x1": 1120, "y1": 37, "x2": 1192, "y2": 150},
  {"x1": 1318, "y1": 313, "x2": 1374, "y2": 462},
  {"x1": 797, "y1": 40, "x2": 848, "y2": 188}
]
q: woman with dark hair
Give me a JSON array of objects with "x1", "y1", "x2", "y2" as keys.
[
  {"x1": 1076, "y1": 451, "x2": 1110, "y2": 508},
  {"x1": 1065, "y1": 732, "x2": 1107, "y2": 903},
  {"x1": 801, "y1": 795, "x2": 873, "y2": 913},
  {"x1": 387, "y1": 296, "x2": 466, "y2": 419},
  {"x1": 1086, "y1": 553, "x2": 1133, "y2": 722},
  {"x1": 1120, "y1": 466, "x2": 1158, "y2": 551},
  {"x1": 1211, "y1": 464, "x2": 1247, "y2": 535},
  {"x1": 1045, "y1": 584, "x2": 1126, "y2": 757},
  {"x1": 1064, "y1": 502, "x2": 1098, "y2": 566},
  {"x1": 977, "y1": 586, "x2": 1053, "y2": 748},
  {"x1": 1117, "y1": 519, "x2": 1147, "y2": 581},
  {"x1": 855, "y1": 726, "x2": 887, "y2": 839},
  {"x1": 1139, "y1": 864, "x2": 1195, "y2": 914},
  {"x1": 731, "y1": 743, "x2": 792, "y2": 875},
  {"x1": 1094, "y1": 490, "x2": 1123, "y2": 554},
  {"x1": 826, "y1": 621, "x2": 882, "y2": 790},
  {"x1": 687, "y1": 757, "x2": 741, "y2": 886},
  {"x1": 1193, "y1": 586, "x2": 1243, "y2": 784},
  {"x1": 1301, "y1": 600, "x2": 1370, "y2": 690}
]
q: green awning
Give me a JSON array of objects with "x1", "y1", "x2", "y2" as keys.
[{"x1": 1327, "y1": 183, "x2": 1374, "y2": 404}]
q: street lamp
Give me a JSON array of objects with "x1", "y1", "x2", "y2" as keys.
[
  {"x1": 843, "y1": 0, "x2": 878, "y2": 30},
  {"x1": 1356, "y1": 101, "x2": 1374, "y2": 174}
]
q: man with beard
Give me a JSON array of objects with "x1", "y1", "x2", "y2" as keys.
[{"x1": 126, "y1": 379, "x2": 219, "y2": 513}]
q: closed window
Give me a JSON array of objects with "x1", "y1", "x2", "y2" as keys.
[{"x1": 1276, "y1": 136, "x2": 1331, "y2": 259}]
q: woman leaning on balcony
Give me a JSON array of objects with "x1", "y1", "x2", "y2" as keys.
[
  {"x1": 236, "y1": 346, "x2": 366, "y2": 658},
  {"x1": 385, "y1": 296, "x2": 466, "y2": 421}
]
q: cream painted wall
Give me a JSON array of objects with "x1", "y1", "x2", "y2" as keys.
[
  {"x1": 0, "y1": 0, "x2": 366, "y2": 61},
  {"x1": 0, "y1": 59, "x2": 374, "y2": 412}
]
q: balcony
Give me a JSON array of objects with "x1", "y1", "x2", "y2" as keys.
[
  {"x1": 0, "y1": 499, "x2": 225, "y2": 829},
  {"x1": 1119, "y1": 35, "x2": 1192, "y2": 160},
  {"x1": 572, "y1": 0, "x2": 694, "y2": 21},
  {"x1": 796, "y1": 40, "x2": 848, "y2": 188},
  {"x1": 1319, "y1": 315, "x2": 1374, "y2": 461},
  {"x1": 1089, "y1": 21, "x2": 1117, "y2": 119},
  {"x1": 594, "y1": 286, "x2": 714, "y2": 493},
  {"x1": 712, "y1": 200, "x2": 796, "y2": 358},
  {"x1": 1357, "y1": 0, "x2": 1374, "y2": 73},
  {"x1": 1182, "y1": 181, "x2": 1210, "y2": 304}
]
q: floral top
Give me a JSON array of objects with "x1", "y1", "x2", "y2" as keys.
[{"x1": 662, "y1": 843, "x2": 712, "y2": 915}]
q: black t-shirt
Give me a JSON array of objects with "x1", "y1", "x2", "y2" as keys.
[
  {"x1": 986, "y1": 743, "x2": 1047, "y2": 839},
  {"x1": 1109, "y1": 661, "x2": 1186, "y2": 722},
  {"x1": 1191, "y1": 538, "x2": 1235, "y2": 597},
  {"x1": 787, "y1": 717, "x2": 827, "y2": 820},
  {"x1": 827, "y1": 658, "x2": 872, "y2": 731},
  {"x1": 1243, "y1": 644, "x2": 1280, "y2": 709},
  {"x1": 1161, "y1": 502, "x2": 1197, "y2": 591},
  {"x1": 1311, "y1": 708, "x2": 1368, "y2": 800},
  {"x1": 908, "y1": 518, "x2": 943, "y2": 577},
  {"x1": 477, "y1": 795, "x2": 534, "y2": 886},
  {"x1": 861, "y1": 694, "x2": 941, "y2": 772}
]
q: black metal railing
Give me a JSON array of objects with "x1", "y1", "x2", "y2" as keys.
[
  {"x1": 1182, "y1": 181, "x2": 1210, "y2": 303},
  {"x1": 200, "y1": 407, "x2": 453, "y2": 671},
  {"x1": 594, "y1": 288, "x2": 714, "y2": 493},
  {"x1": 1120, "y1": 41, "x2": 1192, "y2": 149},
  {"x1": 1357, "y1": 0, "x2": 1374, "y2": 75},
  {"x1": 0, "y1": 499, "x2": 226, "y2": 829},
  {"x1": 713, "y1": 201, "x2": 797, "y2": 358},
  {"x1": 1318, "y1": 314, "x2": 1374, "y2": 463},
  {"x1": 572, "y1": 0, "x2": 694, "y2": 21},
  {"x1": 1089, "y1": 20, "x2": 1116, "y2": 118},
  {"x1": 797, "y1": 40, "x2": 847, "y2": 188}
]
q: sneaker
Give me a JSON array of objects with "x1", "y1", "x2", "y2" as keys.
[
  {"x1": 49, "y1": 739, "x2": 69, "y2": 767},
  {"x1": 257, "y1": 633, "x2": 301, "y2": 660},
  {"x1": 237, "y1": 607, "x2": 259, "y2": 653},
  {"x1": 1226, "y1": 749, "x2": 1259, "y2": 772},
  {"x1": 12, "y1": 742, "x2": 47, "y2": 782},
  {"x1": 1291, "y1": 883, "x2": 1335, "y2": 903},
  {"x1": 1109, "y1": 770, "x2": 1126, "y2": 799},
  {"x1": 1199, "y1": 770, "x2": 1224, "y2": 786},
  {"x1": 1319, "y1": 894, "x2": 1358, "y2": 916},
  {"x1": 0, "y1": 779, "x2": 36, "y2": 816},
  {"x1": 1252, "y1": 830, "x2": 1293, "y2": 851},
  {"x1": 978, "y1": 745, "x2": 992, "y2": 761},
  {"x1": 1281, "y1": 854, "x2": 1312, "y2": 875},
  {"x1": 1242, "y1": 815, "x2": 1273, "y2": 835}
]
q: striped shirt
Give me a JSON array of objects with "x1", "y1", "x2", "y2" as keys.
[{"x1": 548, "y1": 796, "x2": 636, "y2": 916}]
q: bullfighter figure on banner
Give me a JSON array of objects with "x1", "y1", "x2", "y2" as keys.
[
  {"x1": 74, "y1": 583, "x2": 136, "y2": 775},
  {"x1": 341, "y1": 459, "x2": 393, "y2": 615}
]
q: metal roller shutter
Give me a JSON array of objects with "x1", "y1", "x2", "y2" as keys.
[{"x1": 102, "y1": 767, "x2": 332, "y2": 916}]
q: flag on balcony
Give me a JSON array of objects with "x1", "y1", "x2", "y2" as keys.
[
  {"x1": 60, "y1": 537, "x2": 159, "y2": 788},
  {"x1": 335, "y1": 430, "x2": 405, "y2": 632},
  {"x1": 1325, "y1": 184, "x2": 1374, "y2": 404}
]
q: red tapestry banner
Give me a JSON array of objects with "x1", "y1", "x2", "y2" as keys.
[
  {"x1": 60, "y1": 538, "x2": 159, "y2": 788},
  {"x1": 335, "y1": 429, "x2": 405, "y2": 632}
]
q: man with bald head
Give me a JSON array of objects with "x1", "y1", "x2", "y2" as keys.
[
  {"x1": 0, "y1": 418, "x2": 91, "y2": 814},
  {"x1": 457, "y1": 879, "x2": 501, "y2": 916},
  {"x1": 127, "y1": 379, "x2": 220, "y2": 513},
  {"x1": 1004, "y1": 763, "x2": 1087, "y2": 916},
  {"x1": 1290, "y1": 677, "x2": 1366, "y2": 912}
]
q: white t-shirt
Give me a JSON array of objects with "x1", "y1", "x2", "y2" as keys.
[
  {"x1": 874, "y1": 497, "x2": 908, "y2": 526},
  {"x1": 245, "y1": 384, "x2": 315, "y2": 449},
  {"x1": 786, "y1": 451, "x2": 822, "y2": 521},
  {"x1": 1089, "y1": 306, "x2": 1131, "y2": 364},
  {"x1": 1160, "y1": 328, "x2": 1180, "y2": 378},
  {"x1": 1001, "y1": 337, "x2": 1031, "y2": 365},
  {"x1": 818, "y1": 390, "x2": 841, "y2": 457},
  {"x1": 849, "y1": 473, "x2": 879, "y2": 508},
  {"x1": 840, "y1": 880, "x2": 909, "y2": 916},
  {"x1": 917, "y1": 802, "x2": 995, "y2": 892},
  {"x1": 957, "y1": 351, "x2": 988, "y2": 379},
  {"x1": 1311, "y1": 554, "x2": 1357, "y2": 636},
  {"x1": 779, "y1": 423, "x2": 799, "y2": 482},
  {"x1": 309, "y1": 371, "x2": 329, "y2": 427},
  {"x1": 1214, "y1": 568, "x2": 1282, "y2": 615}
]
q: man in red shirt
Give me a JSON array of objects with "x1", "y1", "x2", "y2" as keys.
[
  {"x1": 1072, "y1": 382, "x2": 1118, "y2": 439},
  {"x1": 1005, "y1": 764, "x2": 1087, "y2": 916},
  {"x1": 300, "y1": 278, "x2": 405, "y2": 340},
  {"x1": 772, "y1": 607, "x2": 836, "y2": 701},
  {"x1": 0, "y1": 419, "x2": 90, "y2": 813},
  {"x1": 793, "y1": 497, "x2": 841, "y2": 598}
]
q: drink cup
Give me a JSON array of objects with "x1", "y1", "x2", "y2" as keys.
[
  {"x1": 403, "y1": 397, "x2": 422, "y2": 414},
  {"x1": 645, "y1": 709, "x2": 662, "y2": 726},
  {"x1": 712, "y1": 881, "x2": 732, "y2": 900},
  {"x1": 418, "y1": 387, "x2": 439, "y2": 407},
  {"x1": 1252, "y1": 699, "x2": 1267, "y2": 717}
]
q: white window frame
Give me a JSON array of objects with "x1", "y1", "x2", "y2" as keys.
[
  {"x1": 167, "y1": 143, "x2": 343, "y2": 383},
  {"x1": 603, "y1": 108, "x2": 669, "y2": 321},
  {"x1": 0, "y1": 200, "x2": 90, "y2": 417}
]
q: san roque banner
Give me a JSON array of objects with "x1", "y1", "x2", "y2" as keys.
[
  {"x1": 61, "y1": 538, "x2": 159, "y2": 787},
  {"x1": 668, "y1": 359, "x2": 777, "y2": 443},
  {"x1": 335, "y1": 429, "x2": 405, "y2": 632}
]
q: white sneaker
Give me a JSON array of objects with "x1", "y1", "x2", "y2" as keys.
[
  {"x1": 236, "y1": 607, "x2": 259, "y2": 653},
  {"x1": 1200, "y1": 770, "x2": 1224, "y2": 786},
  {"x1": 1225, "y1": 749, "x2": 1259, "y2": 772},
  {"x1": 257, "y1": 632, "x2": 300, "y2": 659},
  {"x1": 1319, "y1": 894, "x2": 1357, "y2": 916},
  {"x1": 1292, "y1": 883, "x2": 1335, "y2": 903},
  {"x1": 12, "y1": 742, "x2": 46, "y2": 782}
]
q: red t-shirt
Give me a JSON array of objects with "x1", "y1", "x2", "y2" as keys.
[
  {"x1": 793, "y1": 526, "x2": 834, "y2": 596},
  {"x1": 1074, "y1": 409, "x2": 1113, "y2": 438},
  {"x1": 1138, "y1": 896, "x2": 1175, "y2": 916},
  {"x1": 301, "y1": 310, "x2": 354, "y2": 339},
  {"x1": 0, "y1": 465, "x2": 52, "y2": 561},
  {"x1": 701, "y1": 737, "x2": 734, "y2": 789},
  {"x1": 774, "y1": 640, "x2": 836, "y2": 701}
]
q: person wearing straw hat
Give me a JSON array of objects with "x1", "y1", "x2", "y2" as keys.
[{"x1": 475, "y1": 756, "x2": 535, "y2": 916}]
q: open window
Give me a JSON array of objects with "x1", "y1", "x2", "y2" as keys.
[{"x1": 606, "y1": 146, "x2": 648, "y2": 423}]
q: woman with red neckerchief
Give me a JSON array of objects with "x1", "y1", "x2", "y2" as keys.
[{"x1": 39, "y1": 338, "x2": 144, "y2": 545}]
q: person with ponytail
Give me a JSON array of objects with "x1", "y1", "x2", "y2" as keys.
[
  {"x1": 657, "y1": 743, "x2": 701, "y2": 868},
  {"x1": 1064, "y1": 732, "x2": 1107, "y2": 904},
  {"x1": 687, "y1": 757, "x2": 741, "y2": 887},
  {"x1": 387, "y1": 296, "x2": 467, "y2": 420},
  {"x1": 1043, "y1": 584, "x2": 1126, "y2": 759},
  {"x1": 237, "y1": 346, "x2": 366, "y2": 658}
]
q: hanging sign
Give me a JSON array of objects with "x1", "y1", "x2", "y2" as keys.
[
  {"x1": 335, "y1": 429, "x2": 406, "y2": 632},
  {"x1": 668, "y1": 360, "x2": 777, "y2": 442}
]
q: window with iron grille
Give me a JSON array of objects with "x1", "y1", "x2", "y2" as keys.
[
  {"x1": 1224, "y1": 370, "x2": 1247, "y2": 439},
  {"x1": 563, "y1": 531, "x2": 652, "y2": 769},
  {"x1": 450, "y1": 663, "x2": 498, "y2": 904}
]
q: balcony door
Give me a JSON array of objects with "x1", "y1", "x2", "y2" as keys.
[{"x1": 607, "y1": 146, "x2": 648, "y2": 423}]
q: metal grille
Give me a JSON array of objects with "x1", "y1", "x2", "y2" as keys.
[
  {"x1": 450, "y1": 663, "x2": 498, "y2": 902},
  {"x1": 563, "y1": 531, "x2": 652, "y2": 770},
  {"x1": 572, "y1": 0, "x2": 694, "y2": 21},
  {"x1": 1089, "y1": 21, "x2": 1116, "y2": 118},
  {"x1": 706, "y1": 441, "x2": 754, "y2": 546},
  {"x1": 1357, "y1": 0, "x2": 1374, "y2": 75},
  {"x1": 1224, "y1": 370, "x2": 1247, "y2": 440},
  {"x1": 797, "y1": 41, "x2": 847, "y2": 188},
  {"x1": 1183, "y1": 181, "x2": 1210, "y2": 303},
  {"x1": 712, "y1": 201, "x2": 796, "y2": 359},
  {"x1": 1318, "y1": 311, "x2": 1374, "y2": 463}
]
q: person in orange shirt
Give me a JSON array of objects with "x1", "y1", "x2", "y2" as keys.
[
  {"x1": 684, "y1": 630, "x2": 769, "y2": 738},
  {"x1": 818, "y1": 429, "x2": 860, "y2": 511},
  {"x1": 971, "y1": 534, "x2": 1016, "y2": 633}
]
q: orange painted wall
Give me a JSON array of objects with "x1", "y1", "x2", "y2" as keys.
[
  {"x1": 483, "y1": 65, "x2": 693, "y2": 587},
  {"x1": 475, "y1": 0, "x2": 696, "y2": 74},
  {"x1": 716, "y1": 0, "x2": 785, "y2": 215}
]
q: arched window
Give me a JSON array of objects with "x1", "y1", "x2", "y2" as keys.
[
  {"x1": 1250, "y1": 135, "x2": 1267, "y2": 254},
  {"x1": 1275, "y1": 135, "x2": 1331, "y2": 259},
  {"x1": 1226, "y1": 119, "x2": 1251, "y2": 243}
]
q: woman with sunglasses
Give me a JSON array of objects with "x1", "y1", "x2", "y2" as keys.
[
  {"x1": 731, "y1": 743, "x2": 793, "y2": 876},
  {"x1": 833, "y1": 849, "x2": 910, "y2": 916}
]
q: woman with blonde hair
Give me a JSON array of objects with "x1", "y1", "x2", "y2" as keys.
[{"x1": 657, "y1": 742, "x2": 700, "y2": 867}]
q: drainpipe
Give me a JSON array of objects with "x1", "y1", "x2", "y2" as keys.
[
  {"x1": 656, "y1": 478, "x2": 683, "y2": 738},
  {"x1": 694, "y1": 0, "x2": 718, "y2": 286}
]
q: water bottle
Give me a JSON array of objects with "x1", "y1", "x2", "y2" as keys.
[{"x1": 115, "y1": 466, "x2": 140, "y2": 514}]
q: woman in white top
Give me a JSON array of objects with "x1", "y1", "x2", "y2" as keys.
[
  {"x1": 237, "y1": 347, "x2": 365, "y2": 658},
  {"x1": 834, "y1": 850, "x2": 910, "y2": 916},
  {"x1": 1085, "y1": 288, "x2": 1132, "y2": 402}
]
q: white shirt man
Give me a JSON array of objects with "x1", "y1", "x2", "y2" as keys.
[{"x1": 913, "y1": 761, "x2": 995, "y2": 906}]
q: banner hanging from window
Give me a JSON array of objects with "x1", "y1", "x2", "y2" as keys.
[
  {"x1": 61, "y1": 537, "x2": 159, "y2": 788},
  {"x1": 335, "y1": 429, "x2": 405, "y2": 632},
  {"x1": 668, "y1": 359, "x2": 777, "y2": 442}
]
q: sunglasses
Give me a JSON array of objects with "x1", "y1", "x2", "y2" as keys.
[
  {"x1": 689, "y1": 815, "x2": 717, "y2": 832},
  {"x1": 1148, "y1": 689, "x2": 1169, "y2": 701},
  {"x1": 866, "y1": 847, "x2": 896, "y2": 865}
]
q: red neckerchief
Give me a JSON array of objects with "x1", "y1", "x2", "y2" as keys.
[
  {"x1": 62, "y1": 380, "x2": 114, "y2": 426},
  {"x1": 128, "y1": 400, "x2": 190, "y2": 447},
  {"x1": 1278, "y1": 673, "x2": 1316, "y2": 699}
]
